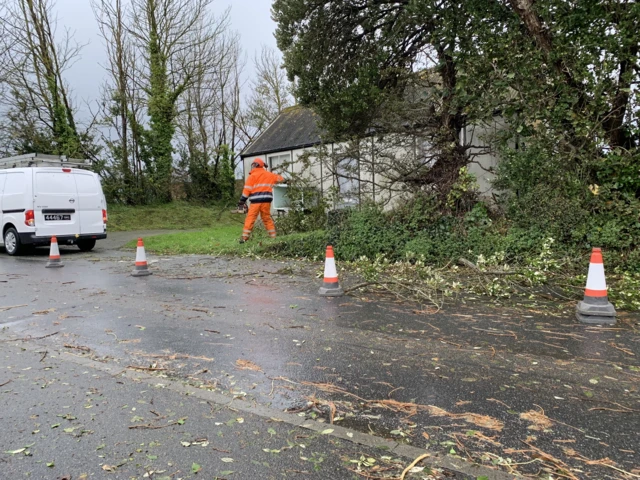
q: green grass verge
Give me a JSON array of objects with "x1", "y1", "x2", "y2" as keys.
[
  {"x1": 123, "y1": 227, "x2": 326, "y2": 258},
  {"x1": 124, "y1": 226, "x2": 256, "y2": 255},
  {"x1": 107, "y1": 202, "x2": 237, "y2": 231},
  {"x1": 111, "y1": 202, "x2": 330, "y2": 258}
]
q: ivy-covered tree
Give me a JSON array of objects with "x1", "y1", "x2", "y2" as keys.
[{"x1": 129, "y1": 0, "x2": 221, "y2": 203}]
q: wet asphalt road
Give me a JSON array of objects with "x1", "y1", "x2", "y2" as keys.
[{"x1": 0, "y1": 233, "x2": 639, "y2": 479}]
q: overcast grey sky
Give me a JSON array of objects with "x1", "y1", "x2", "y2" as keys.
[{"x1": 54, "y1": 0, "x2": 279, "y2": 117}]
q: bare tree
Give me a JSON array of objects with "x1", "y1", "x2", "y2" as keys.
[
  {"x1": 93, "y1": 0, "x2": 149, "y2": 202},
  {"x1": 174, "y1": 13, "x2": 241, "y2": 201},
  {"x1": 0, "y1": 0, "x2": 12, "y2": 85},
  {"x1": 245, "y1": 46, "x2": 293, "y2": 133},
  {"x1": 0, "y1": 0, "x2": 87, "y2": 157}
]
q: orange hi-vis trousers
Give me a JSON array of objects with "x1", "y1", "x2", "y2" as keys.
[{"x1": 242, "y1": 203, "x2": 276, "y2": 240}]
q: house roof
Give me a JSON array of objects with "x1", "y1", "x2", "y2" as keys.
[{"x1": 241, "y1": 106, "x2": 322, "y2": 158}]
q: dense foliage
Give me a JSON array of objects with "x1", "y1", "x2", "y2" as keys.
[{"x1": 273, "y1": 0, "x2": 640, "y2": 252}]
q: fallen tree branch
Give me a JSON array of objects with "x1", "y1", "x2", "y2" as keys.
[{"x1": 458, "y1": 258, "x2": 515, "y2": 275}]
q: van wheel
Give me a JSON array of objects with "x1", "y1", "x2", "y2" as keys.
[
  {"x1": 4, "y1": 227, "x2": 22, "y2": 256},
  {"x1": 77, "y1": 239, "x2": 96, "y2": 252}
]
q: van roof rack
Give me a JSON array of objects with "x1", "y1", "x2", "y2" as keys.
[{"x1": 0, "y1": 153, "x2": 92, "y2": 170}]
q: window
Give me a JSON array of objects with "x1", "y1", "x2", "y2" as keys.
[
  {"x1": 268, "y1": 153, "x2": 291, "y2": 178},
  {"x1": 336, "y1": 157, "x2": 359, "y2": 206},
  {"x1": 415, "y1": 137, "x2": 437, "y2": 168}
]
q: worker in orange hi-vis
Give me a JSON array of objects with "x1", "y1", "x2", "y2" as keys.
[{"x1": 237, "y1": 159, "x2": 285, "y2": 244}]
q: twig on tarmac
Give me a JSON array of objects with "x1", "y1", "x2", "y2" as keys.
[
  {"x1": 211, "y1": 446, "x2": 231, "y2": 454},
  {"x1": 0, "y1": 304, "x2": 27, "y2": 312},
  {"x1": 64, "y1": 344, "x2": 91, "y2": 353},
  {"x1": 301, "y1": 381, "x2": 368, "y2": 402},
  {"x1": 0, "y1": 380, "x2": 12, "y2": 387},
  {"x1": 0, "y1": 331, "x2": 60, "y2": 343},
  {"x1": 487, "y1": 398, "x2": 512, "y2": 409},
  {"x1": 399, "y1": 453, "x2": 430, "y2": 480},
  {"x1": 269, "y1": 376, "x2": 301, "y2": 386},
  {"x1": 39, "y1": 351, "x2": 48, "y2": 362},
  {"x1": 343, "y1": 282, "x2": 379, "y2": 294},
  {"x1": 126, "y1": 365, "x2": 167, "y2": 372},
  {"x1": 588, "y1": 407, "x2": 637, "y2": 413},
  {"x1": 522, "y1": 441, "x2": 579, "y2": 480},
  {"x1": 128, "y1": 419, "x2": 185, "y2": 429},
  {"x1": 32, "y1": 332, "x2": 59, "y2": 340},
  {"x1": 105, "y1": 330, "x2": 119, "y2": 342},
  {"x1": 347, "y1": 467, "x2": 395, "y2": 479},
  {"x1": 162, "y1": 276, "x2": 204, "y2": 280},
  {"x1": 388, "y1": 387, "x2": 404, "y2": 398},
  {"x1": 609, "y1": 342, "x2": 635, "y2": 356},
  {"x1": 581, "y1": 397, "x2": 639, "y2": 412},
  {"x1": 471, "y1": 327, "x2": 518, "y2": 339}
]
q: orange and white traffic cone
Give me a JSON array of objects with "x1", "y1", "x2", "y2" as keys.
[
  {"x1": 318, "y1": 245, "x2": 343, "y2": 297},
  {"x1": 131, "y1": 238, "x2": 152, "y2": 277},
  {"x1": 576, "y1": 247, "x2": 616, "y2": 325},
  {"x1": 45, "y1": 236, "x2": 63, "y2": 268}
]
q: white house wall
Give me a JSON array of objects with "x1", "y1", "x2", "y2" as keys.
[
  {"x1": 243, "y1": 122, "x2": 501, "y2": 214},
  {"x1": 464, "y1": 116, "x2": 505, "y2": 196}
]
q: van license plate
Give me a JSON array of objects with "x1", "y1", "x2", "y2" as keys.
[{"x1": 44, "y1": 214, "x2": 71, "y2": 221}]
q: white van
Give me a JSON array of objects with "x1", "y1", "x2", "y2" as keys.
[{"x1": 0, "y1": 154, "x2": 107, "y2": 255}]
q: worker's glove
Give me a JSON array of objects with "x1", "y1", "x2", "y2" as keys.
[{"x1": 237, "y1": 201, "x2": 245, "y2": 210}]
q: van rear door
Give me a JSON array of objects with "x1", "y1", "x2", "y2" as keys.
[
  {"x1": 73, "y1": 171, "x2": 104, "y2": 234},
  {"x1": 0, "y1": 173, "x2": 7, "y2": 229},
  {"x1": 34, "y1": 169, "x2": 81, "y2": 238}
]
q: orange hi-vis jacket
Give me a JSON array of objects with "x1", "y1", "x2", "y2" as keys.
[{"x1": 239, "y1": 168, "x2": 284, "y2": 204}]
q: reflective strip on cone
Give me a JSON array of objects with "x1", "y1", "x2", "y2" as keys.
[
  {"x1": 584, "y1": 248, "x2": 608, "y2": 297},
  {"x1": 49, "y1": 237, "x2": 61, "y2": 260},
  {"x1": 46, "y1": 236, "x2": 63, "y2": 268},
  {"x1": 319, "y1": 245, "x2": 343, "y2": 296},
  {"x1": 132, "y1": 238, "x2": 152, "y2": 276},
  {"x1": 323, "y1": 246, "x2": 339, "y2": 283},
  {"x1": 135, "y1": 238, "x2": 148, "y2": 266},
  {"x1": 576, "y1": 247, "x2": 616, "y2": 324}
]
